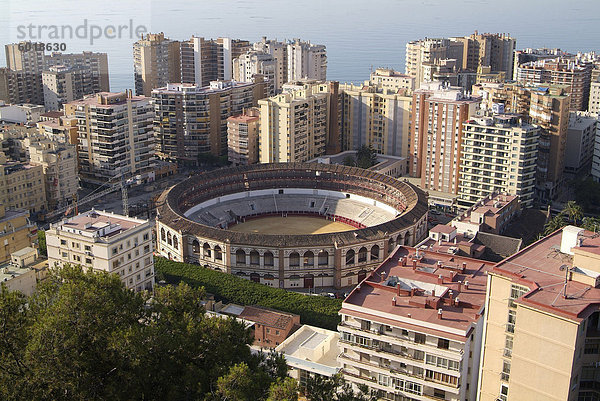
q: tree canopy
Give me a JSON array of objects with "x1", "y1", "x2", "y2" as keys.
[{"x1": 0, "y1": 265, "x2": 285, "y2": 401}]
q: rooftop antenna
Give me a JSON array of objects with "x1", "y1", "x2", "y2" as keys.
[{"x1": 559, "y1": 264, "x2": 570, "y2": 299}]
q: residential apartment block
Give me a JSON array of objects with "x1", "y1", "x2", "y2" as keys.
[
  {"x1": 477, "y1": 225, "x2": 600, "y2": 401},
  {"x1": 451, "y1": 193, "x2": 520, "y2": 238},
  {"x1": 133, "y1": 33, "x2": 181, "y2": 97},
  {"x1": 153, "y1": 79, "x2": 265, "y2": 163},
  {"x1": 369, "y1": 68, "x2": 415, "y2": 92},
  {"x1": 46, "y1": 210, "x2": 154, "y2": 292},
  {"x1": 227, "y1": 107, "x2": 260, "y2": 166},
  {"x1": 0, "y1": 102, "x2": 44, "y2": 124},
  {"x1": 0, "y1": 152, "x2": 46, "y2": 215},
  {"x1": 406, "y1": 33, "x2": 515, "y2": 89},
  {"x1": 516, "y1": 58, "x2": 592, "y2": 111},
  {"x1": 287, "y1": 39, "x2": 327, "y2": 82},
  {"x1": 339, "y1": 82, "x2": 412, "y2": 157},
  {"x1": 67, "y1": 91, "x2": 155, "y2": 184},
  {"x1": 233, "y1": 51, "x2": 276, "y2": 95},
  {"x1": 458, "y1": 114, "x2": 539, "y2": 208},
  {"x1": 258, "y1": 81, "x2": 334, "y2": 163},
  {"x1": 339, "y1": 245, "x2": 493, "y2": 401},
  {"x1": 253, "y1": 37, "x2": 288, "y2": 93},
  {"x1": 564, "y1": 111, "x2": 597, "y2": 176},
  {"x1": 0, "y1": 204, "x2": 36, "y2": 264},
  {"x1": 410, "y1": 82, "x2": 480, "y2": 194},
  {"x1": 589, "y1": 81, "x2": 600, "y2": 113},
  {"x1": 44, "y1": 51, "x2": 110, "y2": 93},
  {"x1": 180, "y1": 36, "x2": 250, "y2": 87}
]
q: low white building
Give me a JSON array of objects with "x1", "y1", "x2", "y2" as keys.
[
  {"x1": 275, "y1": 324, "x2": 340, "y2": 387},
  {"x1": 46, "y1": 210, "x2": 154, "y2": 292}
]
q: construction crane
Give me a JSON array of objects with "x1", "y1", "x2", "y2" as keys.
[{"x1": 46, "y1": 172, "x2": 131, "y2": 221}]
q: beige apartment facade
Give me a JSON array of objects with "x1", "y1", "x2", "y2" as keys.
[
  {"x1": 0, "y1": 153, "x2": 46, "y2": 214},
  {"x1": 46, "y1": 210, "x2": 154, "y2": 292},
  {"x1": 258, "y1": 82, "x2": 331, "y2": 163},
  {"x1": 133, "y1": 33, "x2": 181, "y2": 97},
  {"x1": 0, "y1": 204, "x2": 36, "y2": 264},
  {"x1": 340, "y1": 83, "x2": 412, "y2": 158},
  {"x1": 67, "y1": 91, "x2": 155, "y2": 184},
  {"x1": 410, "y1": 82, "x2": 480, "y2": 194},
  {"x1": 477, "y1": 226, "x2": 600, "y2": 401},
  {"x1": 458, "y1": 114, "x2": 539, "y2": 208},
  {"x1": 227, "y1": 107, "x2": 260, "y2": 166}
]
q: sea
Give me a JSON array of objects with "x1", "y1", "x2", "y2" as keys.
[{"x1": 1, "y1": 0, "x2": 599, "y2": 92}]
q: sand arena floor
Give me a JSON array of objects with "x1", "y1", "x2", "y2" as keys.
[{"x1": 228, "y1": 216, "x2": 355, "y2": 235}]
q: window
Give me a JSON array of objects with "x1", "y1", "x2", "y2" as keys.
[
  {"x1": 509, "y1": 284, "x2": 528, "y2": 307},
  {"x1": 504, "y1": 336, "x2": 513, "y2": 357},
  {"x1": 85, "y1": 258, "x2": 92, "y2": 264},
  {"x1": 361, "y1": 320, "x2": 371, "y2": 331},
  {"x1": 499, "y1": 384, "x2": 509, "y2": 401},
  {"x1": 501, "y1": 360, "x2": 511, "y2": 382},
  {"x1": 507, "y1": 310, "x2": 516, "y2": 333},
  {"x1": 378, "y1": 374, "x2": 390, "y2": 387},
  {"x1": 143, "y1": 233, "x2": 149, "y2": 241},
  {"x1": 438, "y1": 338, "x2": 450, "y2": 349},
  {"x1": 414, "y1": 333, "x2": 426, "y2": 344},
  {"x1": 61, "y1": 239, "x2": 67, "y2": 245},
  {"x1": 84, "y1": 245, "x2": 91, "y2": 251}
]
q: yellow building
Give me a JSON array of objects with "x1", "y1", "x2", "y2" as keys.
[
  {"x1": 0, "y1": 247, "x2": 48, "y2": 296},
  {"x1": 477, "y1": 225, "x2": 600, "y2": 401},
  {"x1": 0, "y1": 153, "x2": 46, "y2": 214},
  {"x1": 0, "y1": 204, "x2": 36, "y2": 264},
  {"x1": 340, "y1": 82, "x2": 412, "y2": 158},
  {"x1": 258, "y1": 81, "x2": 333, "y2": 163}
]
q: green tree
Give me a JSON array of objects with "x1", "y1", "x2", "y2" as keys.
[
  {"x1": 543, "y1": 214, "x2": 567, "y2": 236},
  {"x1": 581, "y1": 217, "x2": 600, "y2": 232},
  {"x1": 305, "y1": 373, "x2": 376, "y2": 401},
  {"x1": 563, "y1": 200, "x2": 583, "y2": 226},
  {"x1": 0, "y1": 265, "x2": 259, "y2": 401},
  {"x1": 355, "y1": 146, "x2": 378, "y2": 169},
  {"x1": 37, "y1": 230, "x2": 46, "y2": 256},
  {"x1": 267, "y1": 377, "x2": 299, "y2": 401},
  {"x1": 342, "y1": 155, "x2": 356, "y2": 167}
]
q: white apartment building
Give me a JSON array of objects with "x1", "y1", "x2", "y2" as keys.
[
  {"x1": 338, "y1": 246, "x2": 492, "y2": 401},
  {"x1": 370, "y1": 68, "x2": 415, "y2": 92},
  {"x1": 287, "y1": 39, "x2": 327, "y2": 82},
  {"x1": 589, "y1": 82, "x2": 600, "y2": 113},
  {"x1": 258, "y1": 82, "x2": 330, "y2": 163},
  {"x1": 46, "y1": 210, "x2": 154, "y2": 292},
  {"x1": 458, "y1": 114, "x2": 539, "y2": 208},
  {"x1": 67, "y1": 91, "x2": 155, "y2": 184},
  {"x1": 564, "y1": 111, "x2": 597, "y2": 176},
  {"x1": 253, "y1": 37, "x2": 288, "y2": 93},
  {"x1": 233, "y1": 51, "x2": 276, "y2": 95}
]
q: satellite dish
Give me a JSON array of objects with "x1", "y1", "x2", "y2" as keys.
[{"x1": 559, "y1": 264, "x2": 568, "y2": 271}]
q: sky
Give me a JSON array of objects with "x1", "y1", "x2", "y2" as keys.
[{"x1": 1, "y1": 0, "x2": 599, "y2": 90}]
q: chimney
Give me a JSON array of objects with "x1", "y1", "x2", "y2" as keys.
[
  {"x1": 454, "y1": 297, "x2": 459, "y2": 307},
  {"x1": 437, "y1": 275, "x2": 444, "y2": 285},
  {"x1": 449, "y1": 290, "x2": 454, "y2": 305},
  {"x1": 431, "y1": 289, "x2": 436, "y2": 297},
  {"x1": 462, "y1": 262, "x2": 467, "y2": 269},
  {"x1": 397, "y1": 283, "x2": 401, "y2": 296},
  {"x1": 392, "y1": 297, "x2": 396, "y2": 306},
  {"x1": 457, "y1": 281, "x2": 462, "y2": 292},
  {"x1": 407, "y1": 313, "x2": 411, "y2": 319},
  {"x1": 356, "y1": 285, "x2": 361, "y2": 292},
  {"x1": 437, "y1": 261, "x2": 442, "y2": 268},
  {"x1": 401, "y1": 257, "x2": 407, "y2": 267},
  {"x1": 412, "y1": 259, "x2": 417, "y2": 269},
  {"x1": 464, "y1": 281, "x2": 469, "y2": 290},
  {"x1": 437, "y1": 309, "x2": 443, "y2": 320}
]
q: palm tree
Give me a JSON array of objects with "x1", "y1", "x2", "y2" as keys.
[
  {"x1": 562, "y1": 201, "x2": 583, "y2": 225},
  {"x1": 544, "y1": 214, "x2": 567, "y2": 236}
]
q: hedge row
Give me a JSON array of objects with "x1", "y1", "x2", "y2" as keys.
[{"x1": 154, "y1": 257, "x2": 342, "y2": 330}]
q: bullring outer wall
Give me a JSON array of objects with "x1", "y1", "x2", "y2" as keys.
[{"x1": 155, "y1": 163, "x2": 428, "y2": 289}]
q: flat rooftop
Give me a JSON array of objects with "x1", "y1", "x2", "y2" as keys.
[
  {"x1": 343, "y1": 246, "x2": 493, "y2": 340},
  {"x1": 53, "y1": 210, "x2": 147, "y2": 238},
  {"x1": 455, "y1": 193, "x2": 518, "y2": 224},
  {"x1": 276, "y1": 325, "x2": 339, "y2": 376},
  {"x1": 492, "y1": 228, "x2": 600, "y2": 321}
]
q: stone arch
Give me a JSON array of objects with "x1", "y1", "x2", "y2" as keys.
[
  {"x1": 264, "y1": 251, "x2": 274, "y2": 267},
  {"x1": 203, "y1": 243, "x2": 211, "y2": 257},
  {"x1": 371, "y1": 245, "x2": 380, "y2": 261},
  {"x1": 358, "y1": 247, "x2": 368, "y2": 263},
  {"x1": 346, "y1": 249, "x2": 355, "y2": 266},
  {"x1": 388, "y1": 237, "x2": 395, "y2": 253},
  {"x1": 161, "y1": 228, "x2": 166, "y2": 242},
  {"x1": 214, "y1": 245, "x2": 222, "y2": 261},
  {"x1": 250, "y1": 250, "x2": 260, "y2": 265},
  {"x1": 289, "y1": 252, "x2": 300, "y2": 267},
  {"x1": 318, "y1": 251, "x2": 328, "y2": 266},
  {"x1": 173, "y1": 236, "x2": 178, "y2": 250},
  {"x1": 236, "y1": 249, "x2": 246, "y2": 265},
  {"x1": 191, "y1": 239, "x2": 200, "y2": 253},
  {"x1": 304, "y1": 251, "x2": 314, "y2": 266},
  {"x1": 167, "y1": 232, "x2": 172, "y2": 246}
]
